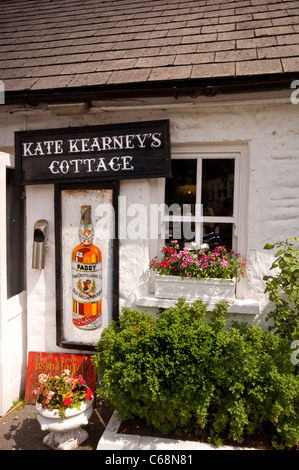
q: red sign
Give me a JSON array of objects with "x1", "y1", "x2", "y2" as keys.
[{"x1": 25, "y1": 351, "x2": 96, "y2": 404}]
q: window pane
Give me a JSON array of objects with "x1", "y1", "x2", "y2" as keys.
[
  {"x1": 165, "y1": 159, "x2": 197, "y2": 215},
  {"x1": 202, "y1": 159, "x2": 234, "y2": 217},
  {"x1": 203, "y1": 223, "x2": 233, "y2": 251}
]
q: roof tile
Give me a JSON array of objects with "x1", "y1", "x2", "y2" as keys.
[
  {"x1": 67, "y1": 71, "x2": 112, "y2": 88},
  {"x1": 136, "y1": 55, "x2": 175, "y2": 68},
  {"x1": 98, "y1": 58, "x2": 138, "y2": 72},
  {"x1": 174, "y1": 52, "x2": 215, "y2": 66},
  {"x1": 258, "y1": 44, "x2": 299, "y2": 59},
  {"x1": 276, "y1": 33, "x2": 299, "y2": 45},
  {"x1": 216, "y1": 49, "x2": 257, "y2": 62},
  {"x1": 4, "y1": 77, "x2": 38, "y2": 91},
  {"x1": 181, "y1": 33, "x2": 217, "y2": 44},
  {"x1": 192, "y1": 62, "x2": 236, "y2": 78},
  {"x1": 236, "y1": 58, "x2": 283, "y2": 75},
  {"x1": 218, "y1": 29, "x2": 255, "y2": 40},
  {"x1": 237, "y1": 37, "x2": 278, "y2": 48},
  {"x1": 107, "y1": 68, "x2": 151, "y2": 84},
  {"x1": 148, "y1": 65, "x2": 192, "y2": 81},
  {"x1": 31, "y1": 75, "x2": 74, "y2": 90},
  {"x1": 255, "y1": 25, "x2": 295, "y2": 36},
  {"x1": 60, "y1": 62, "x2": 101, "y2": 75},
  {"x1": 281, "y1": 56, "x2": 299, "y2": 72}
]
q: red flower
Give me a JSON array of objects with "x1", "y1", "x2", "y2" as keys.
[
  {"x1": 86, "y1": 388, "x2": 93, "y2": 401},
  {"x1": 64, "y1": 397, "x2": 72, "y2": 406}
]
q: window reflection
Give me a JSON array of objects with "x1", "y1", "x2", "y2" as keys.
[
  {"x1": 202, "y1": 159, "x2": 234, "y2": 217},
  {"x1": 165, "y1": 159, "x2": 197, "y2": 215},
  {"x1": 164, "y1": 222, "x2": 232, "y2": 251},
  {"x1": 164, "y1": 158, "x2": 234, "y2": 251},
  {"x1": 203, "y1": 223, "x2": 233, "y2": 251}
]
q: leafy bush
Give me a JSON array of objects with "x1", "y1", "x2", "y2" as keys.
[
  {"x1": 92, "y1": 299, "x2": 299, "y2": 449},
  {"x1": 264, "y1": 237, "x2": 299, "y2": 340}
]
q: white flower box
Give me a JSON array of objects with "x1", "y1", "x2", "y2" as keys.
[{"x1": 155, "y1": 274, "x2": 236, "y2": 302}]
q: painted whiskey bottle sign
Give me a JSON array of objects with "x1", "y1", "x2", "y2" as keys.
[{"x1": 72, "y1": 205, "x2": 102, "y2": 330}]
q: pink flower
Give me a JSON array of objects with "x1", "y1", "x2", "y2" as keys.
[
  {"x1": 187, "y1": 272, "x2": 192, "y2": 277},
  {"x1": 38, "y1": 373, "x2": 49, "y2": 384},
  {"x1": 221, "y1": 260, "x2": 228, "y2": 267},
  {"x1": 78, "y1": 375, "x2": 87, "y2": 386}
]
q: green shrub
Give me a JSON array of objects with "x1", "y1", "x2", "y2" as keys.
[
  {"x1": 92, "y1": 299, "x2": 299, "y2": 449},
  {"x1": 263, "y1": 237, "x2": 299, "y2": 340}
]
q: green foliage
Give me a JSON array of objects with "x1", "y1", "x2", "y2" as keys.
[
  {"x1": 264, "y1": 237, "x2": 299, "y2": 340},
  {"x1": 92, "y1": 300, "x2": 299, "y2": 449}
]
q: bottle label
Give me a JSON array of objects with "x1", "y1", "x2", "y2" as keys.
[
  {"x1": 72, "y1": 261, "x2": 102, "y2": 303},
  {"x1": 73, "y1": 312, "x2": 102, "y2": 330}
]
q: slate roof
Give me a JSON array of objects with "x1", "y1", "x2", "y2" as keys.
[{"x1": 1, "y1": 0, "x2": 299, "y2": 101}]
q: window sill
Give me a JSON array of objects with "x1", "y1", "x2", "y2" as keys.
[{"x1": 136, "y1": 295, "x2": 260, "y2": 315}]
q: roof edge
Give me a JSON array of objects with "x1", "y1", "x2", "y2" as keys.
[{"x1": 4, "y1": 73, "x2": 297, "y2": 106}]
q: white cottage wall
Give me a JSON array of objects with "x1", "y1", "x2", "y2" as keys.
[
  {"x1": 0, "y1": 93, "x2": 298, "y2": 355},
  {"x1": 0, "y1": 152, "x2": 27, "y2": 415},
  {"x1": 26, "y1": 185, "x2": 56, "y2": 352}
]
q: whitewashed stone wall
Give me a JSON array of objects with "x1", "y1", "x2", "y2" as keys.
[{"x1": 0, "y1": 92, "x2": 298, "y2": 355}]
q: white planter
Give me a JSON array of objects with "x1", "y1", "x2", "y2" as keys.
[
  {"x1": 155, "y1": 274, "x2": 236, "y2": 301},
  {"x1": 36, "y1": 397, "x2": 94, "y2": 450}
]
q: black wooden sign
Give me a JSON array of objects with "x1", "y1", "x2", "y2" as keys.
[{"x1": 15, "y1": 120, "x2": 171, "y2": 185}]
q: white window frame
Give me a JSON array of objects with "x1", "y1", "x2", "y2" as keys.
[{"x1": 149, "y1": 143, "x2": 249, "y2": 299}]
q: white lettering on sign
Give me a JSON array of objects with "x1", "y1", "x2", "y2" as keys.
[
  {"x1": 48, "y1": 156, "x2": 134, "y2": 175},
  {"x1": 22, "y1": 140, "x2": 64, "y2": 156},
  {"x1": 21, "y1": 133, "x2": 162, "y2": 157}
]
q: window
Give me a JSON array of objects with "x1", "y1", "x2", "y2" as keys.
[
  {"x1": 149, "y1": 144, "x2": 248, "y2": 298},
  {"x1": 165, "y1": 156, "x2": 235, "y2": 250}
]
